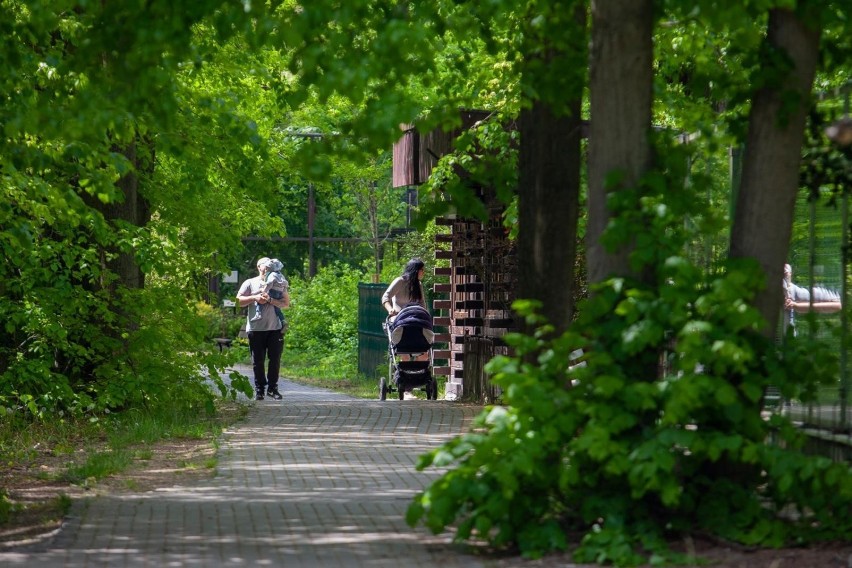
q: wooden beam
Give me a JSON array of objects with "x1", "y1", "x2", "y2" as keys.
[
  {"x1": 455, "y1": 282, "x2": 484, "y2": 293},
  {"x1": 485, "y1": 318, "x2": 515, "y2": 328}
]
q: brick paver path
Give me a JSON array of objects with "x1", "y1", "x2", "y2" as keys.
[{"x1": 0, "y1": 378, "x2": 490, "y2": 567}]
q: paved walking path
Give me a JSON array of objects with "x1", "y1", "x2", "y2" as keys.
[{"x1": 0, "y1": 376, "x2": 493, "y2": 567}]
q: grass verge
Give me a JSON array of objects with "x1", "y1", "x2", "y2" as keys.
[
  {"x1": 280, "y1": 350, "x2": 445, "y2": 400},
  {"x1": 0, "y1": 398, "x2": 248, "y2": 548},
  {"x1": 281, "y1": 351, "x2": 379, "y2": 398}
]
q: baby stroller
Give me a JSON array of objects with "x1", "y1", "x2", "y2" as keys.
[{"x1": 380, "y1": 304, "x2": 438, "y2": 400}]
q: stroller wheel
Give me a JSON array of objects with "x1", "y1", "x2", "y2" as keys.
[{"x1": 379, "y1": 377, "x2": 388, "y2": 401}]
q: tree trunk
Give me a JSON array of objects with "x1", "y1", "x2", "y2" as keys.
[
  {"x1": 587, "y1": 0, "x2": 654, "y2": 284},
  {"x1": 729, "y1": 8, "x2": 821, "y2": 337},
  {"x1": 82, "y1": 138, "x2": 152, "y2": 306},
  {"x1": 101, "y1": 140, "x2": 151, "y2": 292},
  {"x1": 516, "y1": 5, "x2": 585, "y2": 333},
  {"x1": 517, "y1": 99, "x2": 583, "y2": 331}
]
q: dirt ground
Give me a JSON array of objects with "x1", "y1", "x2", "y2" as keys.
[
  {"x1": 1, "y1": 427, "x2": 849, "y2": 567},
  {"x1": 0, "y1": 435, "x2": 219, "y2": 549},
  {"x1": 488, "y1": 539, "x2": 852, "y2": 568}
]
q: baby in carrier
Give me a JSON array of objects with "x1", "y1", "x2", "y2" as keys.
[{"x1": 251, "y1": 258, "x2": 287, "y2": 327}]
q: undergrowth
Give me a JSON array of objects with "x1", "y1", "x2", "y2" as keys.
[
  {"x1": 0, "y1": 397, "x2": 247, "y2": 486},
  {"x1": 407, "y1": 264, "x2": 852, "y2": 565}
]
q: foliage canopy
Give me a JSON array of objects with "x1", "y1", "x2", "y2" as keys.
[{"x1": 1, "y1": 0, "x2": 851, "y2": 565}]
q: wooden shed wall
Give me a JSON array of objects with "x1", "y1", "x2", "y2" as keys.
[{"x1": 391, "y1": 110, "x2": 492, "y2": 189}]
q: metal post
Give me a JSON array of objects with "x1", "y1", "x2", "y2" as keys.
[
  {"x1": 807, "y1": 199, "x2": 816, "y2": 425},
  {"x1": 840, "y1": 88, "x2": 851, "y2": 429},
  {"x1": 840, "y1": 191, "x2": 848, "y2": 428},
  {"x1": 308, "y1": 183, "x2": 316, "y2": 278},
  {"x1": 282, "y1": 131, "x2": 325, "y2": 279}
]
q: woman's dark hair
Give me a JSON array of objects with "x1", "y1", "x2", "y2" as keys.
[{"x1": 402, "y1": 258, "x2": 425, "y2": 303}]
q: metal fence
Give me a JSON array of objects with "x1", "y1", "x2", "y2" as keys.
[
  {"x1": 358, "y1": 283, "x2": 389, "y2": 380},
  {"x1": 780, "y1": 193, "x2": 851, "y2": 452}
]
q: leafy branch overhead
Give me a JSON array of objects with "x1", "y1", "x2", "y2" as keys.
[{"x1": 1, "y1": 1, "x2": 851, "y2": 565}]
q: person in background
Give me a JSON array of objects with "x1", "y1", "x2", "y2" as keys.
[
  {"x1": 381, "y1": 257, "x2": 427, "y2": 319},
  {"x1": 237, "y1": 257, "x2": 289, "y2": 401},
  {"x1": 782, "y1": 263, "x2": 842, "y2": 334},
  {"x1": 382, "y1": 258, "x2": 428, "y2": 399}
]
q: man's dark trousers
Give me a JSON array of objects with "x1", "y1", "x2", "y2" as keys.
[{"x1": 248, "y1": 330, "x2": 284, "y2": 393}]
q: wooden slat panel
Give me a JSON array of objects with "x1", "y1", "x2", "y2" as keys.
[
  {"x1": 434, "y1": 267, "x2": 452, "y2": 276},
  {"x1": 456, "y1": 318, "x2": 484, "y2": 327},
  {"x1": 435, "y1": 217, "x2": 454, "y2": 226},
  {"x1": 484, "y1": 318, "x2": 514, "y2": 328},
  {"x1": 392, "y1": 128, "x2": 419, "y2": 188},
  {"x1": 433, "y1": 366, "x2": 452, "y2": 376},
  {"x1": 435, "y1": 249, "x2": 454, "y2": 260},
  {"x1": 455, "y1": 282, "x2": 484, "y2": 293},
  {"x1": 432, "y1": 349, "x2": 452, "y2": 360},
  {"x1": 432, "y1": 333, "x2": 451, "y2": 342},
  {"x1": 482, "y1": 331, "x2": 510, "y2": 345},
  {"x1": 433, "y1": 300, "x2": 452, "y2": 310},
  {"x1": 458, "y1": 248, "x2": 483, "y2": 257},
  {"x1": 435, "y1": 233, "x2": 453, "y2": 243},
  {"x1": 433, "y1": 283, "x2": 452, "y2": 293},
  {"x1": 433, "y1": 316, "x2": 452, "y2": 326},
  {"x1": 456, "y1": 300, "x2": 485, "y2": 310}
]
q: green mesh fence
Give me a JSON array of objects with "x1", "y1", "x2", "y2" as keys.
[
  {"x1": 358, "y1": 283, "x2": 389, "y2": 380},
  {"x1": 785, "y1": 192, "x2": 850, "y2": 440}
]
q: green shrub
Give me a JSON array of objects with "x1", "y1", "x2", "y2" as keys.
[
  {"x1": 285, "y1": 263, "x2": 362, "y2": 376},
  {"x1": 197, "y1": 301, "x2": 244, "y2": 341},
  {"x1": 408, "y1": 263, "x2": 852, "y2": 565},
  {"x1": 0, "y1": 274, "x2": 251, "y2": 419}
]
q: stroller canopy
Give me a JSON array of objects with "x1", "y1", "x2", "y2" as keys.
[
  {"x1": 388, "y1": 304, "x2": 433, "y2": 353},
  {"x1": 390, "y1": 304, "x2": 432, "y2": 332}
]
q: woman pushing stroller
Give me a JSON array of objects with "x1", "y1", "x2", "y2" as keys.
[
  {"x1": 382, "y1": 258, "x2": 427, "y2": 318},
  {"x1": 380, "y1": 258, "x2": 436, "y2": 400}
]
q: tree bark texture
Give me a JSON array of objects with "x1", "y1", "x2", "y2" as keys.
[
  {"x1": 587, "y1": 0, "x2": 654, "y2": 285},
  {"x1": 517, "y1": 97, "x2": 582, "y2": 331},
  {"x1": 85, "y1": 139, "x2": 152, "y2": 293},
  {"x1": 516, "y1": 3, "x2": 585, "y2": 333},
  {"x1": 729, "y1": 9, "x2": 821, "y2": 337}
]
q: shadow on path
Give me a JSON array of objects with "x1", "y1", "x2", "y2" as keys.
[{"x1": 0, "y1": 376, "x2": 492, "y2": 567}]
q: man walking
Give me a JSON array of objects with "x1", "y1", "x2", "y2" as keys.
[{"x1": 237, "y1": 257, "x2": 289, "y2": 400}]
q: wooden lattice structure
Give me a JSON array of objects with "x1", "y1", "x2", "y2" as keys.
[{"x1": 392, "y1": 112, "x2": 517, "y2": 400}]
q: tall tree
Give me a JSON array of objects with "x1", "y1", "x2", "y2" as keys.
[
  {"x1": 729, "y1": 6, "x2": 822, "y2": 336},
  {"x1": 516, "y1": 1, "x2": 586, "y2": 329},
  {"x1": 587, "y1": 0, "x2": 655, "y2": 284}
]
